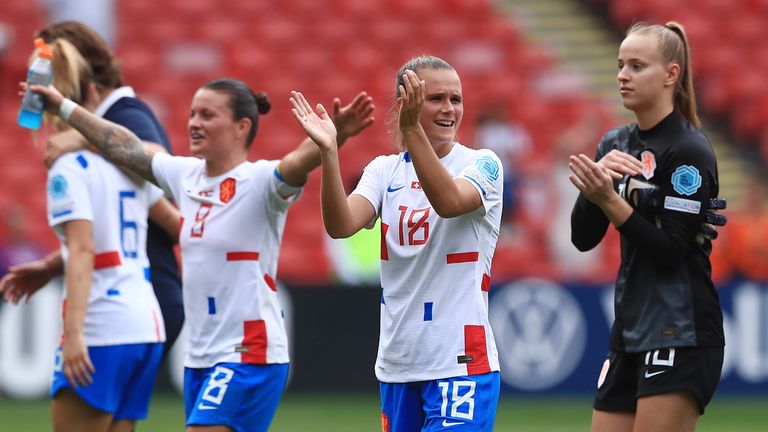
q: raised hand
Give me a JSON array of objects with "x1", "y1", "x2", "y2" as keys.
[
  {"x1": 0, "y1": 260, "x2": 55, "y2": 304},
  {"x1": 333, "y1": 92, "x2": 374, "y2": 145},
  {"x1": 19, "y1": 82, "x2": 65, "y2": 114},
  {"x1": 290, "y1": 90, "x2": 338, "y2": 152},
  {"x1": 398, "y1": 69, "x2": 425, "y2": 131},
  {"x1": 597, "y1": 149, "x2": 643, "y2": 179}
]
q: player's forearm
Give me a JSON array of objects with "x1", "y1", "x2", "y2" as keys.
[
  {"x1": 278, "y1": 138, "x2": 321, "y2": 187},
  {"x1": 402, "y1": 128, "x2": 463, "y2": 217},
  {"x1": 65, "y1": 105, "x2": 158, "y2": 184},
  {"x1": 319, "y1": 149, "x2": 357, "y2": 238},
  {"x1": 44, "y1": 250, "x2": 64, "y2": 278},
  {"x1": 570, "y1": 194, "x2": 610, "y2": 251},
  {"x1": 63, "y1": 248, "x2": 92, "y2": 335},
  {"x1": 597, "y1": 193, "x2": 633, "y2": 228}
]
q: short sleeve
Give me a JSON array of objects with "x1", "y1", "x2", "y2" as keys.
[
  {"x1": 351, "y1": 156, "x2": 386, "y2": 219},
  {"x1": 47, "y1": 156, "x2": 92, "y2": 229},
  {"x1": 152, "y1": 153, "x2": 199, "y2": 200},
  {"x1": 269, "y1": 160, "x2": 303, "y2": 210},
  {"x1": 457, "y1": 150, "x2": 504, "y2": 215},
  {"x1": 146, "y1": 182, "x2": 164, "y2": 207}
]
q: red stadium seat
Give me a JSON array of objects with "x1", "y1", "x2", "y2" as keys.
[
  {"x1": 252, "y1": 15, "x2": 304, "y2": 49},
  {"x1": 84, "y1": 0, "x2": 647, "y2": 284}
]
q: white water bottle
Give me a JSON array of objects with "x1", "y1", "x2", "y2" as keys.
[{"x1": 18, "y1": 38, "x2": 53, "y2": 130}]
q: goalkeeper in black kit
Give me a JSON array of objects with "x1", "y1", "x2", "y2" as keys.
[{"x1": 569, "y1": 21, "x2": 725, "y2": 432}]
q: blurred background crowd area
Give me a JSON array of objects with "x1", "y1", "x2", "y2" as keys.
[{"x1": 0, "y1": 0, "x2": 767, "y2": 286}]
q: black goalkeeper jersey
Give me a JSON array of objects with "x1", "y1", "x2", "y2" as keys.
[{"x1": 571, "y1": 111, "x2": 725, "y2": 352}]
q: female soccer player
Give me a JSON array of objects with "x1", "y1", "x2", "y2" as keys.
[
  {"x1": 1, "y1": 20, "x2": 185, "y2": 359},
  {"x1": 569, "y1": 22, "x2": 724, "y2": 432},
  {"x1": 26, "y1": 78, "x2": 374, "y2": 432},
  {"x1": 291, "y1": 55, "x2": 502, "y2": 431},
  {"x1": 21, "y1": 38, "x2": 178, "y2": 432}
]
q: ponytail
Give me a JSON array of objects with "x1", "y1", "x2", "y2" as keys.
[
  {"x1": 627, "y1": 21, "x2": 700, "y2": 128},
  {"x1": 202, "y1": 78, "x2": 270, "y2": 148},
  {"x1": 253, "y1": 91, "x2": 271, "y2": 115},
  {"x1": 42, "y1": 38, "x2": 92, "y2": 130}
]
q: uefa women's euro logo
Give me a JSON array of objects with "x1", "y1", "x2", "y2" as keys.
[{"x1": 475, "y1": 156, "x2": 499, "y2": 182}]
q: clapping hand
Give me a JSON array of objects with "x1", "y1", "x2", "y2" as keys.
[
  {"x1": 332, "y1": 92, "x2": 374, "y2": 146},
  {"x1": 398, "y1": 69, "x2": 425, "y2": 131},
  {"x1": 290, "y1": 91, "x2": 338, "y2": 152},
  {"x1": 569, "y1": 153, "x2": 618, "y2": 206},
  {"x1": 597, "y1": 149, "x2": 643, "y2": 179}
]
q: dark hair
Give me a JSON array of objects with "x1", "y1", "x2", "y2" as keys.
[
  {"x1": 626, "y1": 21, "x2": 700, "y2": 128},
  {"x1": 202, "y1": 78, "x2": 271, "y2": 147},
  {"x1": 387, "y1": 55, "x2": 456, "y2": 150},
  {"x1": 36, "y1": 21, "x2": 123, "y2": 89}
]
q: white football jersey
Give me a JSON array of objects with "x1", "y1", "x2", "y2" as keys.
[
  {"x1": 352, "y1": 143, "x2": 503, "y2": 383},
  {"x1": 152, "y1": 153, "x2": 301, "y2": 368},
  {"x1": 47, "y1": 151, "x2": 166, "y2": 346}
]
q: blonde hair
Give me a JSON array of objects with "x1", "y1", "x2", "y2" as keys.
[
  {"x1": 31, "y1": 38, "x2": 92, "y2": 130},
  {"x1": 386, "y1": 55, "x2": 456, "y2": 150},
  {"x1": 627, "y1": 21, "x2": 700, "y2": 128}
]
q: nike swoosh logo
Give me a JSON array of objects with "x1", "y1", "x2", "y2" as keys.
[
  {"x1": 197, "y1": 403, "x2": 218, "y2": 410},
  {"x1": 387, "y1": 185, "x2": 405, "y2": 192},
  {"x1": 442, "y1": 420, "x2": 465, "y2": 427},
  {"x1": 644, "y1": 370, "x2": 667, "y2": 379}
]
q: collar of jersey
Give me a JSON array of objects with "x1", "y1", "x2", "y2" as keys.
[{"x1": 94, "y1": 86, "x2": 136, "y2": 118}]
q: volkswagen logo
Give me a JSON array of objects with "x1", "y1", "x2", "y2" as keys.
[{"x1": 489, "y1": 278, "x2": 587, "y2": 391}]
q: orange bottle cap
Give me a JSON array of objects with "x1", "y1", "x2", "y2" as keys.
[{"x1": 34, "y1": 37, "x2": 52, "y2": 59}]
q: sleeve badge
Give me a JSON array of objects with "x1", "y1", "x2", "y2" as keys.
[
  {"x1": 670, "y1": 165, "x2": 702, "y2": 196},
  {"x1": 47, "y1": 175, "x2": 69, "y2": 200}
]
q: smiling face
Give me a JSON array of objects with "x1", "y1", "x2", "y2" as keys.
[
  {"x1": 187, "y1": 88, "x2": 248, "y2": 159},
  {"x1": 415, "y1": 68, "x2": 464, "y2": 148},
  {"x1": 617, "y1": 33, "x2": 678, "y2": 114}
]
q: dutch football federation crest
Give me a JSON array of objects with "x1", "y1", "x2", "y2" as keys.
[
  {"x1": 220, "y1": 177, "x2": 236, "y2": 203},
  {"x1": 640, "y1": 151, "x2": 656, "y2": 180}
]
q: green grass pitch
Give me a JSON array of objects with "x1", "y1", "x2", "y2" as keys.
[{"x1": 0, "y1": 392, "x2": 765, "y2": 431}]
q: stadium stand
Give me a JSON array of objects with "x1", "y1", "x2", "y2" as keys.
[{"x1": 1, "y1": 0, "x2": 760, "y2": 284}]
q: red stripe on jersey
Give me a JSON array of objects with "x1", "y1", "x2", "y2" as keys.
[
  {"x1": 264, "y1": 274, "x2": 277, "y2": 292},
  {"x1": 381, "y1": 223, "x2": 389, "y2": 261},
  {"x1": 226, "y1": 251, "x2": 260, "y2": 261},
  {"x1": 242, "y1": 320, "x2": 267, "y2": 364},
  {"x1": 381, "y1": 412, "x2": 391, "y2": 432},
  {"x1": 178, "y1": 216, "x2": 185, "y2": 240},
  {"x1": 464, "y1": 325, "x2": 491, "y2": 375},
  {"x1": 446, "y1": 252, "x2": 479, "y2": 264},
  {"x1": 481, "y1": 273, "x2": 491, "y2": 292},
  {"x1": 152, "y1": 310, "x2": 162, "y2": 341},
  {"x1": 94, "y1": 251, "x2": 121, "y2": 269}
]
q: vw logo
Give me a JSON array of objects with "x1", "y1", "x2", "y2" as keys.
[{"x1": 489, "y1": 278, "x2": 587, "y2": 391}]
